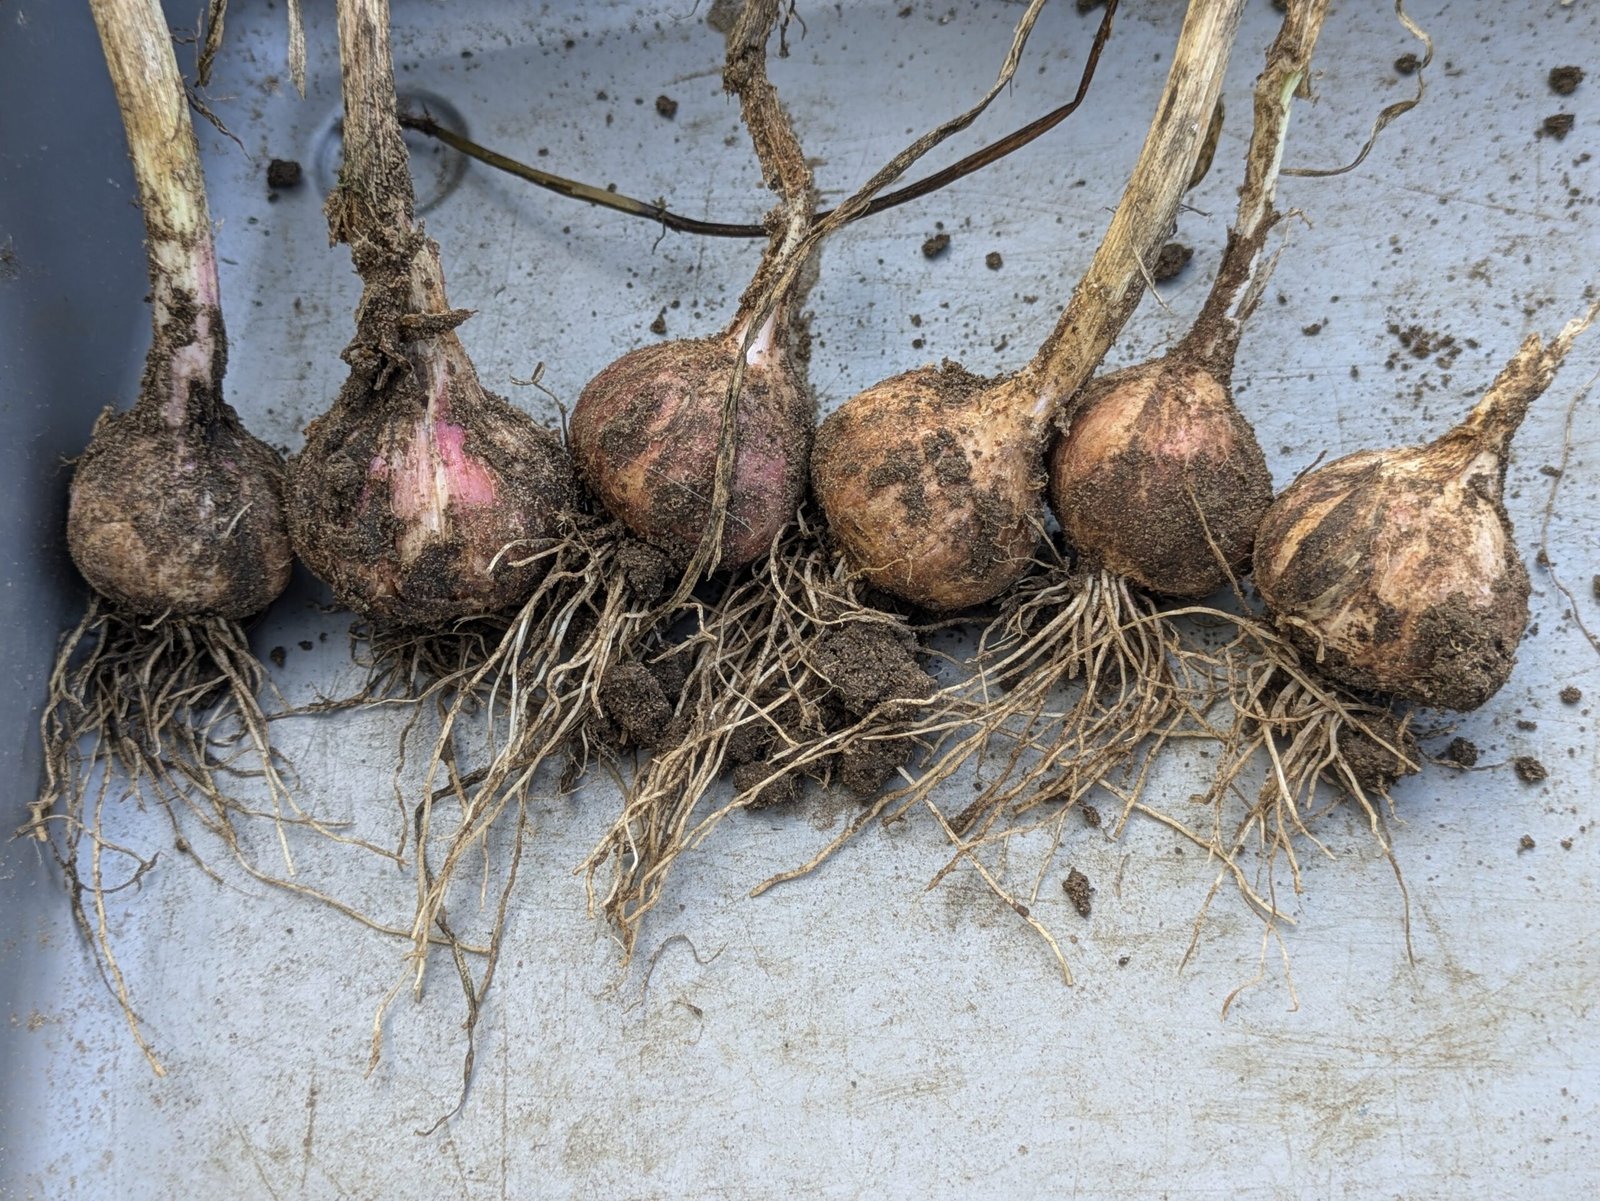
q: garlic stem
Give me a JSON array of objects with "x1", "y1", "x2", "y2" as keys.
[
  {"x1": 1454, "y1": 298, "x2": 1600, "y2": 462},
  {"x1": 1184, "y1": 0, "x2": 1332, "y2": 371},
  {"x1": 1027, "y1": 0, "x2": 1246, "y2": 411},
  {"x1": 724, "y1": 0, "x2": 817, "y2": 325},
  {"x1": 89, "y1": 0, "x2": 224, "y2": 426}
]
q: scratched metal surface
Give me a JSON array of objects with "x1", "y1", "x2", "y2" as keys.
[{"x1": 3, "y1": 1, "x2": 1598, "y2": 1197}]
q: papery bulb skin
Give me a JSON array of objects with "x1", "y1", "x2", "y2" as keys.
[
  {"x1": 569, "y1": 327, "x2": 812, "y2": 571},
  {"x1": 68, "y1": 405, "x2": 293, "y2": 619},
  {"x1": 1253, "y1": 433, "x2": 1529, "y2": 711},
  {"x1": 289, "y1": 336, "x2": 578, "y2": 627},
  {"x1": 812, "y1": 363, "x2": 1043, "y2": 612},
  {"x1": 1048, "y1": 358, "x2": 1273, "y2": 598}
]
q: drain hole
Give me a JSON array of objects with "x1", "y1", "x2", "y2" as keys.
[{"x1": 312, "y1": 90, "x2": 470, "y2": 215}]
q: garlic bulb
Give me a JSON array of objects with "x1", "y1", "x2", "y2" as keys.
[
  {"x1": 1049, "y1": 356, "x2": 1273, "y2": 597},
  {"x1": 810, "y1": 365, "x2": 1044, "y2": 612},
  {"x1": 1254, "y1": 317, "x2": 1595, "y2": 710},
  {"x1": 290, "y1": 318, "x2": 578, "y2": 627},
  {"x1": 71, "y1": 404, "x2": 292, "y2": 619},
  {"x1": 571, "y1": 318, "x2": 811, "y2": 571}
]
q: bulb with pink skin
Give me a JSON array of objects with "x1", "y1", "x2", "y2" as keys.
[
  {"x1": 570, "y1": 310, "x2": 811, "y2": 572},
  {"x1": 288, "y1": 246, "x2": 577, "y2": 626},
  {"x1": 288, "y1": 0, "x2": 577, "y2": 626}
]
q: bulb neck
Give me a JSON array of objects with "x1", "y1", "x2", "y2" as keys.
[
  {"x1": 328, "y1": 0, "x2": 424, "y2": 279},
  {"x1": 1449, "y1": 330, "x2": 1563, "y2": 467},
  {"x1": 90, "y1": 0, "x2": 228, "y2": 430},
  {"x1": 1436, "y1": 301, "x2": 1600, "y2": 491}
]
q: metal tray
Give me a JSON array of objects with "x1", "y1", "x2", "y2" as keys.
[{"x1": 3, "y1": 1, "x2": 1597, "y2": 1196}]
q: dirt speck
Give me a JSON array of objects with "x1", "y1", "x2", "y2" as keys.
[
  {"x1": 649, "y1": 308, "x2": 668, "y2": 336},
  {"x1": 1513, "y1": 755, "x2": 1548, "y2": 784},
  {"x1": 266, "y1": 158, "x2": 302, "y2": 190},
  {"x1": 1063, "y1": 868, "x2": 1093, "y2": 918},
  {"x1": 1394, "y1": 53, "x2": 1421, "y2": 76},
  {"x1": 985, "y1": 250, "x2": 1003, "y2": 270},
  {"x1": 269, "y1": 646, "x2": 287, "y2": 668},
  {"x1": 1301, "y1": 322, "x2": 1323, "y2": 337},
  {"x1": 1541, "y1": 113, "x2": 1575, "y2": 140},
  {"x1": 1560, "y1": 684, "x2": 1582, "y2": 704},
  {"x1": 1152, "y1": 241, "x2": 1192, "y2": 282},
  {"x1": 1080, "y1": 803, "x2": 1102, "y2": 829},
  {"x1": 921, "y1": 232, "x2": 951, "y2": 259},
  {"x1": 1386, "y1": 321, "x2": 1460, "y2": 367},
  {"x1": 1549, "y1": 66, "x2": 1584, "y2": 96},
  {"x1": 1518, "y1": 833, "x2": 1536, "y2": 852},
  {"x1": 1442, "y1": 737, "x2": 1480, "y2": 768},
  {"x1": 655, "y1": 94, "x2": 679, "y2": 119}
]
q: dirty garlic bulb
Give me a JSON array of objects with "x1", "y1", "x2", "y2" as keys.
[
  {"x1": 1254, "y1": 311, "x2": 1597, "y2": 710},
  {"x1": 1048, "y1": 0, "x2": 1334, "y2": 599},
  {"x1": 811, "y1": 364, "x2": 1045, "y2": 610},
  {"x1": 289, "y1": 0, "x2": 578, "y2": 627},
  {"x1": 1048, "y1": 351, "x2": 1274, "y2": 598},
  {"x1": 571, "y1": 312, "x2": 812, "y2": 571},
  {"x1": 572, "y1": 0, "x2": 817, "y2": 575}
]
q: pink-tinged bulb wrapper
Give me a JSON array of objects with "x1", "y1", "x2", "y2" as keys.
[
  {"x1": 1049, "y1": 359, "x2": 1273, "y2": 598},
  {"x1": 289, "y1": 355, "x2": 577, "y2": 628},
  {"x1": 569, "y1": 331, "x2": 812, "y2": 572}
]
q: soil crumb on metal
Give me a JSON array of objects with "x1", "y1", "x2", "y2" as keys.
[
  {"x1": 1549, "y1": 66, "x2": 1584, "y2": 96},
  {"x1": 1513, "y1": 755, "x2": 1549, "y2": 783},
  {"x1": 266, "y1": 158, "x2": 303, "y2": 190},
  {"x1": 1152, "y1": 241, "x2": 1192, "y2": 281},
  {"x1": 1063, "y1": 868, "x2": 1093, "y2": 917}
]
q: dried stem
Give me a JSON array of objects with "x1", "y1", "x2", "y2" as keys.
[
  {"x1": 329, "y1": 0, "x2": 418, "y2": 259},
  {"x1": 1027, "y1": 0, "x2": 1246, "y2": 408},
  {"x1": 1183, "y1": 0, "x2": 1332, "y2": 372},
  {"x1": 1283, "y1": 0, "x2": 1430, "y2": 180},
  {"x1": 328, "y1": 0, "x2": 470, "y2": 370},
  {"x1": 91, "y1": 0, "x2": 225, "y2": 426},
  {"x1": 398, "y1": 0, "x2": 1118, "y2": 241},
  {"x1": 725, "y1": 0, "x2": 817, "y2": 314},
  {"x1": 1455, "y1": 299, "x2": 1600, "y2": 463}
]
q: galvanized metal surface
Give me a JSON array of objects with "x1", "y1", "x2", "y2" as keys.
[{"x1": 2, "y1": 1, "x2": 1598, "y2": 1197}]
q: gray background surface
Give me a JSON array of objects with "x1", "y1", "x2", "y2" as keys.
[{"x1": 3, "y1": 1, "x2": 1598, "y2": 1197}]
